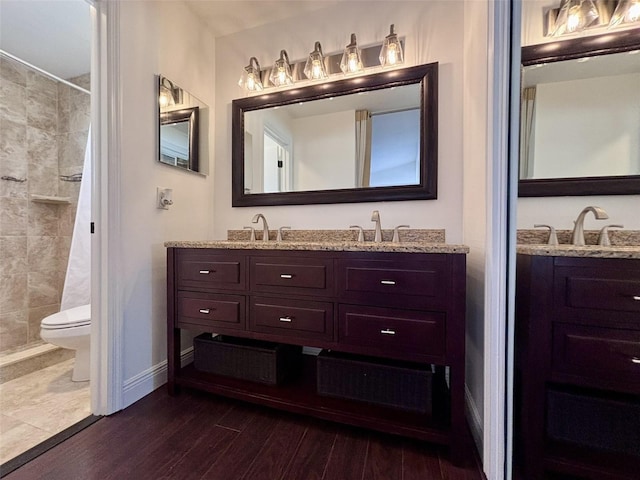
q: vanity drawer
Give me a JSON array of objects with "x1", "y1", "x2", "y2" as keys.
[
  {"x1": 177, "y1": 292, "x2": 245, "y2": 331},
  {"x1": 553, "y1": 260, "x2": 640, "y2": 326},
  {"x1": 250, "y1": 256, "x2": 333, "y2": 296},
  {"x1": 249, "y1": 296, "x2": 334, "y2": 341},
  {"x1": 552, "y1": 323, "x2": 640, "y2": 394},
  {"x1": 338, "y1": 257, "x2": 448, "y2": 309},
  {"x1": 338, "y1": 305, "x2": 446, "y2": 362},
  {"x1": 177, "y1": 250, "x2": 246, "y2": 291}
]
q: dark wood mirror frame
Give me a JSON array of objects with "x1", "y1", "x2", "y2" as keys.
[
  {"x1": 519, "y1": 28, "x2": 640, "y2": 197},
  {"x1": 232, "y1": 62, "x2": 438, "y2": 206}
]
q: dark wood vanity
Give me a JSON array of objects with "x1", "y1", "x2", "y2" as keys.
[
  {"x1": 515, "y1": 253, "x2": 640, "y2": 479},
  {"x1": 167, "y1": 246, "x2": 468, "y2": 459}
]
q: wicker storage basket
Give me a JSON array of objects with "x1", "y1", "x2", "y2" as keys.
[
  {"x1": 316, "y1": 350, "x2": 432, "y2": 414},
  {"x1": 193, "y1": 334, "x2": 302, "y2": 385}
]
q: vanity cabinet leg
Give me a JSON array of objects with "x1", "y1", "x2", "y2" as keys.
[{"x1": 167, "y1": 325, "x2": 180, "y2": 396}]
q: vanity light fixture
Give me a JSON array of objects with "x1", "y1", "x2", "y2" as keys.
[
  {"x1": 159, "y1": 77, "x2": 182, "y2": 107},
  {"x1": 269, "y1": 50, "x2": 294, "y2": 87},
  {"x1": 546, "y1": 0, "x2": 639, "y2": 36},
  {"x1": 379, "y1": 24, "x2": 404, "y2": 67},
  {"x1": 238, "y1": 57, "x2": 264, "y2": 92},
  {"x1": 551, "y1": 0, "x2": 600, "y2": 36},
  {"x1": 610, "y1": 0, "x2": 640, "y2": 26},
  {"x1": 304, "y1": 41, "x2": 328, "y2": 80},
  {"x1": 340, "y1": 33, "x2": 364, "y2": 74}
]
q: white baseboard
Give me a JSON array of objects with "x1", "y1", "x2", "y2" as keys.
[
  {"x1": 465, "y1": 384, "x2": 484, "y2": 457},
  {"x1": 122, "y1": 347, "x2": 193, "y2": 408}
]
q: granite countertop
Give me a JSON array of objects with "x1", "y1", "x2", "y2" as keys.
[
  {"x1": 516, "y1": 244, "x2": 640, "y2": 259},
  {"x1": 164, "y1": 239, "x2": 469, "y2": 254}
]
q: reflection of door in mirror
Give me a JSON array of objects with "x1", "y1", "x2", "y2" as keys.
[
  {"x1": 520, "y1": 52, "x2": 640, "y2": 181},
  {"x1": 263, "y1": 128, "x2": 291, "y2": 193}
]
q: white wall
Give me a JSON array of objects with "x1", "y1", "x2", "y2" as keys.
[
  {"x1": 462, "y1": 0, "x2": 489, "y2": 457},
  {"x1": 519, "y1": 1, "x2": 640, "y2": 231},
  {"x1": 293, "y1": 110, "x2": 355, "y2": 191},
  {"x1": 117, "y1": 1, "x2": 216, "y2": 405},
  {"x1": 532, "y1": 74, "x2": 640, "y2": 179},
  {"x1": 213, "y1": 1, "x2": 465, "y2": 241}
]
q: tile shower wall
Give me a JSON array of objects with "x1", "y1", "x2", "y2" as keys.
[{"x1": 0, "y1": 54, "x2": 90, "y2": 354}]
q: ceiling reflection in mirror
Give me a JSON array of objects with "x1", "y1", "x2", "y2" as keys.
[
  {"x1": 520, "y1": 51, "x2": 640, "y2": 181},
  {"x1": 158, "y1": 75, "x2": 210, "y2": 175},
  {"x1": 243, "y1": 84, "x2": 421, "y2": 194}
]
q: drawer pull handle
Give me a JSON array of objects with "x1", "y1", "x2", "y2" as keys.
[
  {"x1": 380, "y1": 329, "x2": 396, "y2": 335},
  {"x1": 632, "y1": 357, "x2": 640, "y2": 364},
  {"x1": 199, "y1": 309, "x2": 211, "y2": 314},
  {"x1": 280, "y1": 274, "x2": 293, "y2": 279},
  {"x1": 199, "y1": 270, "x2": 210, "y2": 274},
  {"x1": 633, "y1": 296, "x2": 640, "y2": 301},
  {"x1": 380, "y1": 280, "x2": 396, "y2": 285},
  {"x1": 279, "y1": 316, "x2": 293, "y2": 323}
]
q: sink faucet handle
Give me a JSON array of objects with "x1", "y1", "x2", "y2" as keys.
[
  {"x1": 243, "y1": 226, "x2": 256, "y2": 242},
  {"x1": 392, "y1": 225, "x2": 410, "y2": 243},
  {"x1": 534, "y1": 224, "x2": 558, "y2": 246},
  {"x1": 277, "y1": 226, "x2": 291, "y2": 242},
  {"x1": 349, "y1": 225, "x2": 364, "y2": 242},
  {"x1": 598, "y1": 224, "x2": 624, "y2": 247}
]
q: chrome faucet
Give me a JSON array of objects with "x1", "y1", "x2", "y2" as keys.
[
  {"x1": 371, "y1": 210, "x2": 382, "y2": 243},
  {"x1": 571, "y1": 206, "x2": 609, "y2": 246},
  {"x1": 252, "y1": 213, "x2": 269, "y2": 242}
]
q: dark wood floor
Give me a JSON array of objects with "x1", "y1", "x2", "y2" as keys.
[{"x1": 4, "y1": 387, "x2": 484, "y2": 480}]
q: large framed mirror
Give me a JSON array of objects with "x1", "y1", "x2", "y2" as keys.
[
  {"x1": 232, "y1": 63, "x2": 438, "y2": 206},
  {"x1": 158, "y1": 75, "x2": 209, "y2": 175},
  {"x1": 518, "y1": 29, "x2": 640, "y2": 197}
]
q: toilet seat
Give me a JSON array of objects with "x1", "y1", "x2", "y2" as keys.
[{"x1": 41, "y1": 304, "x2": 91, "y2": 330}]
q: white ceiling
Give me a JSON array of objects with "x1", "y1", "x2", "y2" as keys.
[
  {"x1": 0, "y1": 0, "x2": 91, "y2": 80},
  {"x1": 185, "y1": 1, "x2": 340, "y2": 38},
  {"x1": 0, "y1": 0, "x2": 339, "y2": 81}
]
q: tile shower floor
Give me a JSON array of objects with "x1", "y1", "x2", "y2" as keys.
[{"x1": 0, "y1": 359, "x2": 90, "y2": 464}]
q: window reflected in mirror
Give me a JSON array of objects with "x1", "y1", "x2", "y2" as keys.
[{"x1": 158, "y1": 75, "x2": 209, "y2": 175}]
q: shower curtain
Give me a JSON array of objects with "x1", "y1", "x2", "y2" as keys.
[{"x1": 61, "y1": 128, "x2": 91, "y2": 311}]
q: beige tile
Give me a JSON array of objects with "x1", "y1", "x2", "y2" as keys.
[
  {"x1": 0, "y1": 309, "x2": 27, "y2": 353},
  {"x1": 0, "y1": 358, "x2": 90, "y2": 463},
  {"x1": 27, "y1": 163, "x2": 58, "y2": 197},
  {"x1": 0, "y1": 56, "x2": 27, "y2": 87},
  {"x1": 28, "y1": 202, "x2": 59, "y2": 236},
  {"x1": 0, "y1": 274, "x2": 27, "y2": 315},
  {"x1": 28, "y1": 271, "x2": 61, "y2": 308},
  {"x1": 58, "y1": 178, "x2": 80, "y2": 202},
  {"x1": 58, "y1": 206, "x2": 76, "y2": 236},
  {"x1": 26, "y1": 88, "x2": 57, "y2": 134},
  {"x1": 0, "y1": 198, "x2": 27, "y2": 236},
  {"x1": 0, "y1": 345, "x2": 73, "y2": 384},
  {"x1": 27, "y1": 236, "x2": 59, "y2": 273},
  {"x1": 68, "y1": 74, "x2": 90, "y2": 91},
  {"x1": 58, "y1": 132, "x2": 86, "y2": 173},
  {"x1": 27, "y1": 304, "x2": 60, "y2": 344},
  {"x1": 0, "y1": 359, "x2": 90, "y2": 433},
  {"x1": 0, "y1": 80, "x2": 26, "y2": 124},
  {"x1": 0, "y1": 414, "x2": 51, "y2": 464},
  {"x1": 27, "y1": 71, "x2": 58, "y2": 98},
  {"x1": 27, "y1": 126, "x2": 58, "y2": 171},
  {"x1": 0, "y1": 118, "x2": 27, "y2": 174},
  {"x1": 69, "y1": 96, "x2": 90, "y2": 133},
  {"x1": 58, "y1": 235, "x2": 72, "y2": 269},
  {"x1": 0, "y1": 236, "x2": 27, "y2": 276}
]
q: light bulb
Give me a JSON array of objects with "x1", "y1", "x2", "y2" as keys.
[
  {"x1": 311, "y1": 61, "x2": 322, "y2": 79},
  {"x1": 629, "y1": 2, "x2": 640, "y2": 21},
  {"x1": 246, "y1": 75, "x2": 256, "y2": 91},
  {"x1": 567, "y1": 5, "x2": 581, "y2": 32},
  {"x1": 159, "y1": 93, "x2": 170, "y2": 108},
  {"x1": 387, "y1": 44, "x2": 398, "y2": 65},
  {"x1": 348, "y1": 54, "x2": 359, "y2": 73}
]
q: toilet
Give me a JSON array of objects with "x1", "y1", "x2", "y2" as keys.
[{"x1": 40, "y1": 304, "x2": 91, "y2": 382}]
